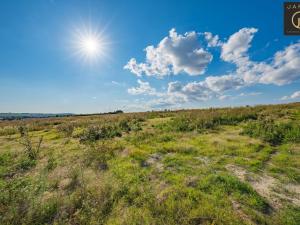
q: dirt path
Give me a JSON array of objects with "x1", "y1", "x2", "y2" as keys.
[{"x1": 226, "y1": 164, "x2": 300, "y2": 209}]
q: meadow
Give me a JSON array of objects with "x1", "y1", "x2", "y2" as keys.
[{"x1": 0, "y1": 103, "x2": 299, "y2": 225}]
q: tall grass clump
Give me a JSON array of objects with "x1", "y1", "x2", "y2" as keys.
[
  {"x1": 242, "y1": 119, "x2": 300, "y2": 145},
  {"x1": 157, "y1": 108, "x2": 258, "y2": 133},
  {"x1": 0, "y1": 126, "x2": 17, "y2": 136},
  {"x1": 79, "y1": 125, "x2": 122, "y2": 143},
  {"x1": 56, "y1": 123, "x2": 74, "y2": 138},
  {"x1": 84, "y1": 143, "x2": 118, "y2": 170},
  {"x1": 118, "y1": 118, "x2": 142, "y2": 132},
  {"x1": 19, "y1": 130, "x2": 43, "y2": 160}
]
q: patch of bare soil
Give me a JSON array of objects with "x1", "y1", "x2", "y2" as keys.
[
  {"x1": 226, "y1": 164, "x2": 300, "y2": 209},
  {"x1": 144, "y1": 153, "x2": 164, "y2": 172}
]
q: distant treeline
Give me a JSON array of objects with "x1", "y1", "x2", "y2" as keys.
[
  {"x1": 0, "y1": 110, "x2": 124, "y2": 121},
  {"x1": 0, "y1": 113, "x2": 74, "y2": 121},
  {"x1": 76, "y1": 110, "x2": 124, "y2": 117}
]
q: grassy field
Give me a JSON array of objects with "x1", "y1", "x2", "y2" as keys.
[{"x1": 0, "y1": 103, "x2": 300, "y2": 225}]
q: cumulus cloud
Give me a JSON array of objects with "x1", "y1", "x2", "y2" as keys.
[
  {"x1": 205, "y1": 75, "x2": 244, "y2": 92},
  {"x1": 204, "y1": 32, "x2": 222, "y2": 47},
  {"x1": 126, "y1": 27, "x2": 300, "y2": 108},
  {"x1": 171, "y1": 75, "x2": 243, "y2": 102},
  {"x1": 147, "y1": 81, "x2": 211, "y2": 107},
  {"x1": 220, "y1": 28, "x2": 300, "y2": 86},
  {"x1": 259, "y1": 42, "x2": 300, "y2": 85},
  {"x1": 291, "y1": 91, "x2": 300, "y2": 99},
  {"x1": 221, "y1": 27, "x2": 258, "y2": 65},
  {"x1": 128, "y1": 74, "x2": 244, "y2": 106},
  {"x1": 180, "y1": 81, "x2": 213, "y2": 101},
  {"x1": 281, "y1": 91, "x2": 300, "y2": 100},
  {"x1": 127, "y1": 79, "x2": 159, "y2": 96},
  {"x1": 124, "y1": 29, "x2": 213, "y2": 77},
  {"x1": 232, "y1": 42, "x2": 300, "y2": 86}
]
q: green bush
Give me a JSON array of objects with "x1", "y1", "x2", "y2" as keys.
[
  {"x1": 130, "y1": 119, "x2": 142, "y2": 132},
  {"x1": 17, "y1": 157, "x2": 36, "y2": 171},
  {"x1": 80, "y1": 125, "x2": 122, "y2": 143},
  {"x1": 118, "y1": 119, "x2": 131, "y2": 132},
  {"x1": 242, "y1": 120, "x2": 300, "y2": 145}
]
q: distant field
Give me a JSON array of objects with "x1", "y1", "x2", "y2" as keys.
[{"x1": 0, "y1": 103, "x2": 299, "y2": 225}]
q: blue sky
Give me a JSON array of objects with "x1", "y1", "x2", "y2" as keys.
[{"x1": 0, "y1": 0, "x2": 299, "y2": 113}]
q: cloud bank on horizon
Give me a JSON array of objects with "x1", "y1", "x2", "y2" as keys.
[{"x1": 124, "y1": 27, "x2": 300, "y2": 109}]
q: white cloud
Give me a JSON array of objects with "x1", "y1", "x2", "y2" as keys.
[
  {"x1": 205, "y1": 75, "x2": 244, "y2": 92},
  {"x1": 128, "y1": 75, "x2": 244, "y2": 106},
  {"x1": 291, "y1": 91, "x2": 300, "y2": 99},
  {"x1": 259, "y1": 42, "x2": 300, "y2": 85},
  {"x1": 281, "y1": 90, "x2": 300, "y2": 100},
  {"x1": 124, "y1": 29, "x2": 213, "y2": 77},
  {"x1": 126, "y1": 27, "x2": 300, "y2": 108},
  {"x1": 218, "y1": 95, "x2": 231, "y2": 100},
  {"x1": 239, "y1": 92, "x2": 262, "y2": 97},
  {"x1": 281, "y1": 96, "x2": 289, "y2": 100},
  {"x1": 167, "y1": 81, "x2": 183, "y2": 93},
  {"x1": 204, "y1": 32, "x2": 222, "y2": 47},
  {"x1": 221, "y1": 27, "x2": 258, "y2": 65},
  {"x1": 220, "y1": 28, "x2": 300, "y2": 86},
  {"x1": 181, "y1": 81, "x2": 213, "y2": 101},
  {"x1": 127, "y1": 79, "x2": 159, "y2": 96}
]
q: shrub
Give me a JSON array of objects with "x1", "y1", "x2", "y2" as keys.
[
  {"x1": 19, "y1": 132, "x2": 43, "y2": 160},
  {"x1": 56, "y1": 123, "x2": 74, "y2": 137},
  {"x1": 118, "y1": 119, "x2": 131, "y2": 132},
  {"x1": 242, "y1": 119, "x2": 300, "y2": 145},
  {"x1": 157, "y1": 109, "x2": 257, "y2": 133},
  {"x1": 130, "y1": 119, "x2": 142, "y2": 132},
  {"x1": 212, "y1": 113, "x2": 257, "y2": 125},
  {"x1": 17, "y1": 157, "x2": 37, "y2": 171},
  {"x1": 80, "y1": 125, "x2": 122, "y2": 143},
  {"x1": 84, "y1": 143, "x2": 116, "y2": 169},
  {"x1": 18, "y1": 125, "x2": 27, "y2": 137}
]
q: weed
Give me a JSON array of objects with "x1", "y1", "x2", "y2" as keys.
[
  {"x1": 56, "y1": 123, "x2": 74, "y2": 138},
  {"x1": 19, "y1": 132, "x2": 43, "y2": 160}
]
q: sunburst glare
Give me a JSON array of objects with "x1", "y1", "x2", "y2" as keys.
[{"x1": 71, "y1": 23, "x2": 110, "y2": 64}]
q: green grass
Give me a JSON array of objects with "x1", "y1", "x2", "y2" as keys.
[{"x1": 0, "y1": 103, "x2": 299, "y2": 224}]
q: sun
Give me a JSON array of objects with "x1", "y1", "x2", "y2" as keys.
[
  {"x1": 81, "y1": 36, "x2": 100, "y2": 56},
  {"x1": 72, "y1": 23, "x2": 109, "y2": 64},
  {"x1": 77, "y1": 33, "x2": 103, "y2": 59}
]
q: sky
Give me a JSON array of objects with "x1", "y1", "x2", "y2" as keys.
[{"x1": 0, "y1": 0, "x2": 299, "y2": 113}]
